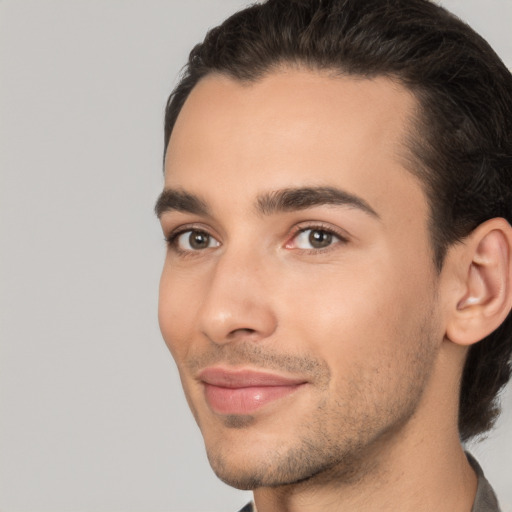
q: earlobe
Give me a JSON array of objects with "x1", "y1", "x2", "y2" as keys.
[{"x1": 445, "y1": 218, "x2": 512, "y2": 347}]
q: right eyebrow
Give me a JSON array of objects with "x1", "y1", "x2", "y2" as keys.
[
  {"x1": 154, "y1": 189, "x2": 210, "y2": 218},
  {"x1": 256, "y1": 186, "x2": 380, "y2": 219}
]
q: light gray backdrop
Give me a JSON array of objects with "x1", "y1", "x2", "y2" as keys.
[{"x1": 1, "y1": 1, "x2": 511, "y2": 511}]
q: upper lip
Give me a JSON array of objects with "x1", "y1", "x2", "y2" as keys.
[{"x1": 198, "y1": 367, "x2": 307, "y2": 388}]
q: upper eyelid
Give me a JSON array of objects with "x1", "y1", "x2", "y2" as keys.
[
  {"x1": 164, "y1": 222, "x2": 218, "y2": 238},
  {"x1": 167, "y1": 227, "x2": 219, "y2": 244},
  {"x1": 289, "y1": 221, "x2": 351, "y2": 241}
]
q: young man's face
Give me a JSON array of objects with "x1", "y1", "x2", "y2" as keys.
[{"x1": 157, "y1": 70, "x2": 446, "y2": 488}]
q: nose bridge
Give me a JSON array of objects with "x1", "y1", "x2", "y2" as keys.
[{"x1": 198, "y1": 242, "x2": 277, "y2": 344}]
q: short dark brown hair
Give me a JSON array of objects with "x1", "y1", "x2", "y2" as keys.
[{"x1": 163, "y1": 0, "x2": 512, "y2": 441}]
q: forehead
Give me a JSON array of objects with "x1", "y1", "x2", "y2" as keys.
[{"x1": 164, "y1": 69, "x2": 425, "y2": 218}]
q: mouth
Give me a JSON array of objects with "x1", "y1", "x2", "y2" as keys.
[{"x1": 198, "y1": 367, "x2": 307, "y2": 415}]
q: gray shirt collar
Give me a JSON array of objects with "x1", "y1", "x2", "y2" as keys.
[{"x1": 467, "y1": 453, "x2": 502, "y2": 512}]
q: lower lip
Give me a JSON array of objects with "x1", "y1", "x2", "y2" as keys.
[{"x1": 204, "y1": 383, "x2": 304, "y2": 415}]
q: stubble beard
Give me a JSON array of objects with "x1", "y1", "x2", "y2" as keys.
[
  {"x1": 198, "y1": 322, "x2": 439, "y2": 490},
  {"x1": 205, "y1": 375, "x2": 433, "y2": 491}
]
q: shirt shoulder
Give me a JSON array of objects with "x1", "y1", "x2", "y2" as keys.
[
  {"x1": 467, "y1": 453, "x2": 502, "y2": 512},
  {"x1": 237, "y1": 502, "x2": 254, "y2": 512}
]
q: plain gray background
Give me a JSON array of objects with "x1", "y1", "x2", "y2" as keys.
[{"x1": 0, "y1": 1, "x2": 511, "y2": 511}]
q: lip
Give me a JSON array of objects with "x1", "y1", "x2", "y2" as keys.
[{"x1": 198, "y1": 367, "x2": 307, "y2": 415}]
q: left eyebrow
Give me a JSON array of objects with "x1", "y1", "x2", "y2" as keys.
[
  {"x1": 154, "y1": 188, "x2": 210, "y2": 218},
  {"x1": 256, "y1": 186, "x2": 380, "y2": 218}
]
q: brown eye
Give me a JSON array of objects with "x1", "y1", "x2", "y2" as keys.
[
  {"x1": 189, "y1": 231, "x2": 210, "y2": 249},
  {"x1": 291, "y1": 228, "x2": 340, "y2": 250},
  {"x1": 175, "y1": 230, "x2": 220, "y2": 251},
  {"x1": 308, "y1": 230, "x2": 333, "y2": 248}
]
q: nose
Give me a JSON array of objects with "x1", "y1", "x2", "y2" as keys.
[{"x1": 197, "y1": 248, "x2": 278, "y2": 345}]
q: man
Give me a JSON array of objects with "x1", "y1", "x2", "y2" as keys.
[{"x1": 155, "y1": 0, "x2": 512, "y2": 510}]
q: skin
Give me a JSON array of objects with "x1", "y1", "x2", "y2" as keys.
[{"x1": 157, "y1": 69, "x2": 479, "y2": 512}]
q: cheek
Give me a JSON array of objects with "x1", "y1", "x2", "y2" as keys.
[
  {"x1": 283, "y1": 254, "x2": 432, "y2": 370},
  {"x1": 158, "y1": 264, "x2": 197, "y2": 361}
]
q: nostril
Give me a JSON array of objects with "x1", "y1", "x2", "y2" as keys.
[
  {"x1": 227, "y1": 327, "x2": 258, "y2": 340},
  {"x1": 232, "y1": 327, "x2": 256, "y2": 335}
]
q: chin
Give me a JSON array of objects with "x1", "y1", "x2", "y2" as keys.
[{"x1": 203, "y1": 428, "x2": 355, "y2": 490}]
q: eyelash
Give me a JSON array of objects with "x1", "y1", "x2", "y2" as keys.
[
  {"x1": 164, "y1": 222, "x2": 349, "y2": 256},
  {"x1": 286, "y1": 223, "x2": 348, "y2": 253}
]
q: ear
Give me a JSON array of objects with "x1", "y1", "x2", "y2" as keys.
[{"x1": 445, "y1": 218, "x2": 512, "y2": 346}]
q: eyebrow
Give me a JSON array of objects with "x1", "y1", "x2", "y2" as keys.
[
  {"x1": 155, "y1": 186, "x2": 379, "y2": 219},
  {"x1": 256, "y1": 186, "x2": 379, "y2": 218},
  {"x1": 154, "y1": 189, "x2": 210, "y2": 218}
]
